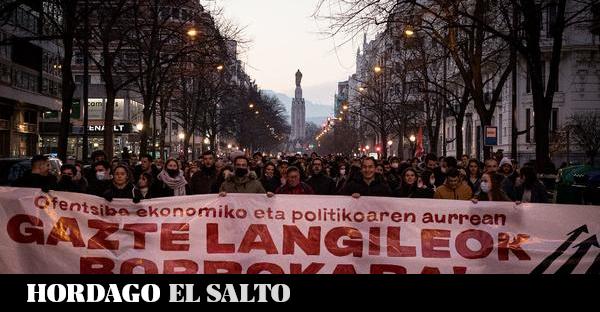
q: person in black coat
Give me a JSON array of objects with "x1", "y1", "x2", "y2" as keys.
[
  {"x1": 56, "y1": 164, "x2": 87, "y2": 193},
  {"x1": 87, "y1": 160, "x2": 112, "y2": 197},
  {"x1": 306, "y1": 158, "x2": 337, "y2": 195},
  {"x1": 102, "y1": 165, "x2": 136, "y2": 201},
  {"x1": 394, "y1": 168, "x2": 433, "y2": 199},
  {"x1": 133, "y1": 172, "x2": 161, "y2": 203},
  {"x1": 260, "y1": 163, "x2": 282, "y2": 193},
  {"x1": 339, "y1": 157, "x2": 392, "y2": 198},
  {"x1": 13, "y1": 155, "x2": 57, "y2": 191},
  {"x1": 515, "y1": 165, "x2": 549, "y2": 204}
]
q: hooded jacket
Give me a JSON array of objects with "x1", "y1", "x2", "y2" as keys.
[{"x1": 219, "y1": 171, "x2": 266, "y2": 194}]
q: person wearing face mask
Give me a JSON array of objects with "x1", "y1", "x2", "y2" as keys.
[
  {"x1": 335, "y1": 163, "x2": 349, "y2": 192},
  {"x1": 219, "y1": 156, "x2": 268, "y2": 196},
  {"x1": 102, "y1": 165, "x2": 135, "y2": 201},
  {"x1": 56, "y1": 164, "x2": 87, "y2": 193},
  {"x1": 472, "y1": 172, "x2": 511, "y2": 203},
  {"x1": 87, "y1": 161, "x2": 112, "y2": 197},
  {"x1": 190, "y1": 151, "x2": 219, "y2": 194},
  {"x1": 156, "y1": 159, "x2": 188, "y2": 197},
  {"x1": 306, "y1": 158, "x2": 337, "y2": 195},
  {"x1": 260, "y1": 162, "x2": 282, "y2": 193}
]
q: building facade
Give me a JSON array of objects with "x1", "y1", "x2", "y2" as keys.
[{"x1": 0, "y1": 2, "x2": 62, "y2": 158}]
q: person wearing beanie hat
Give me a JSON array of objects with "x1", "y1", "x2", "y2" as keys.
[{"x1": 499, "y1": 157, "x2": 518, "y2": 201}]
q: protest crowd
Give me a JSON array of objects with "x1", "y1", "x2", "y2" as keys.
[{"x1": 10, "y1": 149, "x2": 553, "y2": 206}]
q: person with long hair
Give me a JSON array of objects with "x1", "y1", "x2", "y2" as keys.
[
  {"x1": 515, "y1": 165, "x2": 549, "y2": 204},
  {"x1": 260, "y1": 162, "x2": 282, "y2": 193},
  {"x1": 156, "y1": 159, "x2": 188, "y2": 197},
  {"x1": 133, "y1": 172, "x2": 157, "y2": 202},
  {"x1": 102, "y1": 165, "x2": 135, "y2": 200},
  {"x1": 466, "y1": 159, "x2": 482, "y2": 194},
  {"x1": 473, "y1": 172, "x2": 511, "y2": 202},
  {"x1": 394, "y1": 168, "x2": 431, "y2": 198}
]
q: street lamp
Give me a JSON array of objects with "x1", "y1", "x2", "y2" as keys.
[
  {"x1": 343, "y1": 104, "x2": 349, "y2": 111},
  {"x1": 404, "y1": 29, "x2": 415, "y2": 37},
  {"x1": 178, "y1": 133, "x2": 185, "y2": 140},
  {"x1": 373, "y1": 66, "x2": 382, "y2": 73},
  {"x1": 136, "y1": 122, "x2": 144, "y2": 131},
  {"x1": 249, "y1": 103, "x2": 254, "y2": 108},
  {"x1": 203, "y1": 138, "x2": 210, "y2": 145},
  {"x1": 216, "y1": 65, "x2": 224, "y2": 71},
  {"x1": 410, "y1": 135, "x2": 416, "y2": 143},
  {"x1": 227, "y1": 143, "x2": 232, "y2": 149}
]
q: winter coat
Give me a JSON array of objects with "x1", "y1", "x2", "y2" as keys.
[
  {"x1": 394, "y1": 184, "x2": 434, "y2": 199},
  {"x1": 434, "y1": 182, "x2": 473, "y2": 200},
  {"x1": 13, "y1": 172, "x2": 57, "y2": 191},
  {"x1": 260, "y1": 176, "x2": 282, "y2": 193},
  {"x1": 275, "y1": 182, "x2": 315, "y2": 195},
  {"x1": 515, "y1": 181, "x2": 549, "y2": 203},
  {"x1": 102, "y1": 183, "x2": 136, "y2": 200},
  {"x1": 190, "y1": 166, "x2": 219, "y2": 195},
  {"x1": 305, "y1": 173, "x2": 337, "y2": 195},
  {"x1": 219, "y1": 171, "x2": 266, "y2": 194},
  {"x1": 339, "y1": 174, "x2": 392, "y2": 197}
]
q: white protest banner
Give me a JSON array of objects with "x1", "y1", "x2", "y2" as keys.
[{"x1": 0, "y1": 187, "x2": 598, "y2": 274}]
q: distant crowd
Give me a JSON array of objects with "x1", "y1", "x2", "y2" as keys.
[{"x1": 11, "y1": 149, "x2": 550, "y2": 205}]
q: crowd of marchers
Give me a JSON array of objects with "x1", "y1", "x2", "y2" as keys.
[{"x1": 10, "y1": 149, "x2": 550, "y2": 205}]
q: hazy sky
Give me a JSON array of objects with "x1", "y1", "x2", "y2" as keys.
[{"x1": 211, "y1": 0, "x2": 359, "y2": 106}]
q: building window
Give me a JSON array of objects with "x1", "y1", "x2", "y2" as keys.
[
  {"x1": 499, "y1": 114, "x2": 503, "y2": 145},
  {"x1": 526, "y1": 109, "x2": 531, "y2": 143},
  {"x1": 526, "y1": 67, "x2": 531, "y2": 94},
  {"x1": 550, "y1": 108, "x2": 559, "y2": 133},
  {"x1": 547, "y1": 2, "x2": 557, "y2": 38},
  {"x1": 0, "y1": 32, "x2": 10, "y2": 59}
]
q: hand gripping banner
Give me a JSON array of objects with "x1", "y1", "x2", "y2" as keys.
[{"x1": 0, "y1": 187, "x2": 598, "y2": 274}]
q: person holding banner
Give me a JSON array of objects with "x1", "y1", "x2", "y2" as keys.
[
  {"x1": 339, "y1": 157, "x2": 392, "y2": 198},
  {"x1": 394, "y1": 168, "x2": 433, "y2": 199},
  {"x1": 275, "y1": 166, "x2": 315, "y2": 195},
  {"x1": 102, "y1": 165, "x2": 135, "y2": 201},
  {"x1": 472, "y1": 172, "x2": 511, "y2": 203},
  {"x1": 156, "y1": 159, "x2": 188, "y2": 197},
  {"x1": 219, "y1": 156, "x2": 268, "y2": 196}
]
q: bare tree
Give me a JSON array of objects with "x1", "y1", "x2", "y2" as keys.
[{"x1": 567, "y1": 112, "x2": 600, "y2": 166}]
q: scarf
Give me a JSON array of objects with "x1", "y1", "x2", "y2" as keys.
[{"x1": 158, "y1": 170, "x2": 187, "y2": 196}]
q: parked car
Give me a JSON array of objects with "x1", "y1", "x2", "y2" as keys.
[
  {"x1": 555, "y1": 165, "x2": 600, "y2": 205},
  {"x1": 0, "y1": 156, "x2": 62, "y2": 186}
]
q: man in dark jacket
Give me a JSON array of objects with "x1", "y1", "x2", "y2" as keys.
[
  {"x1": 306, "y1": 158, "x2": 336, "y2": 195},
  {"x1": 87, "y1": 160, "x2": 112, "y2": 197},
  {"x1": 340, "y1": 157, "x2": 392, "y2": 198},
  {"x1": 190, "y1": 151, "x2": 219, "y2": 194},
  {"x1": 13, "y1": 155, "x2": 57, "y2": 191},
  {"x1": 56, "y1": 164, "x2": 87, "y2": 193}
]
